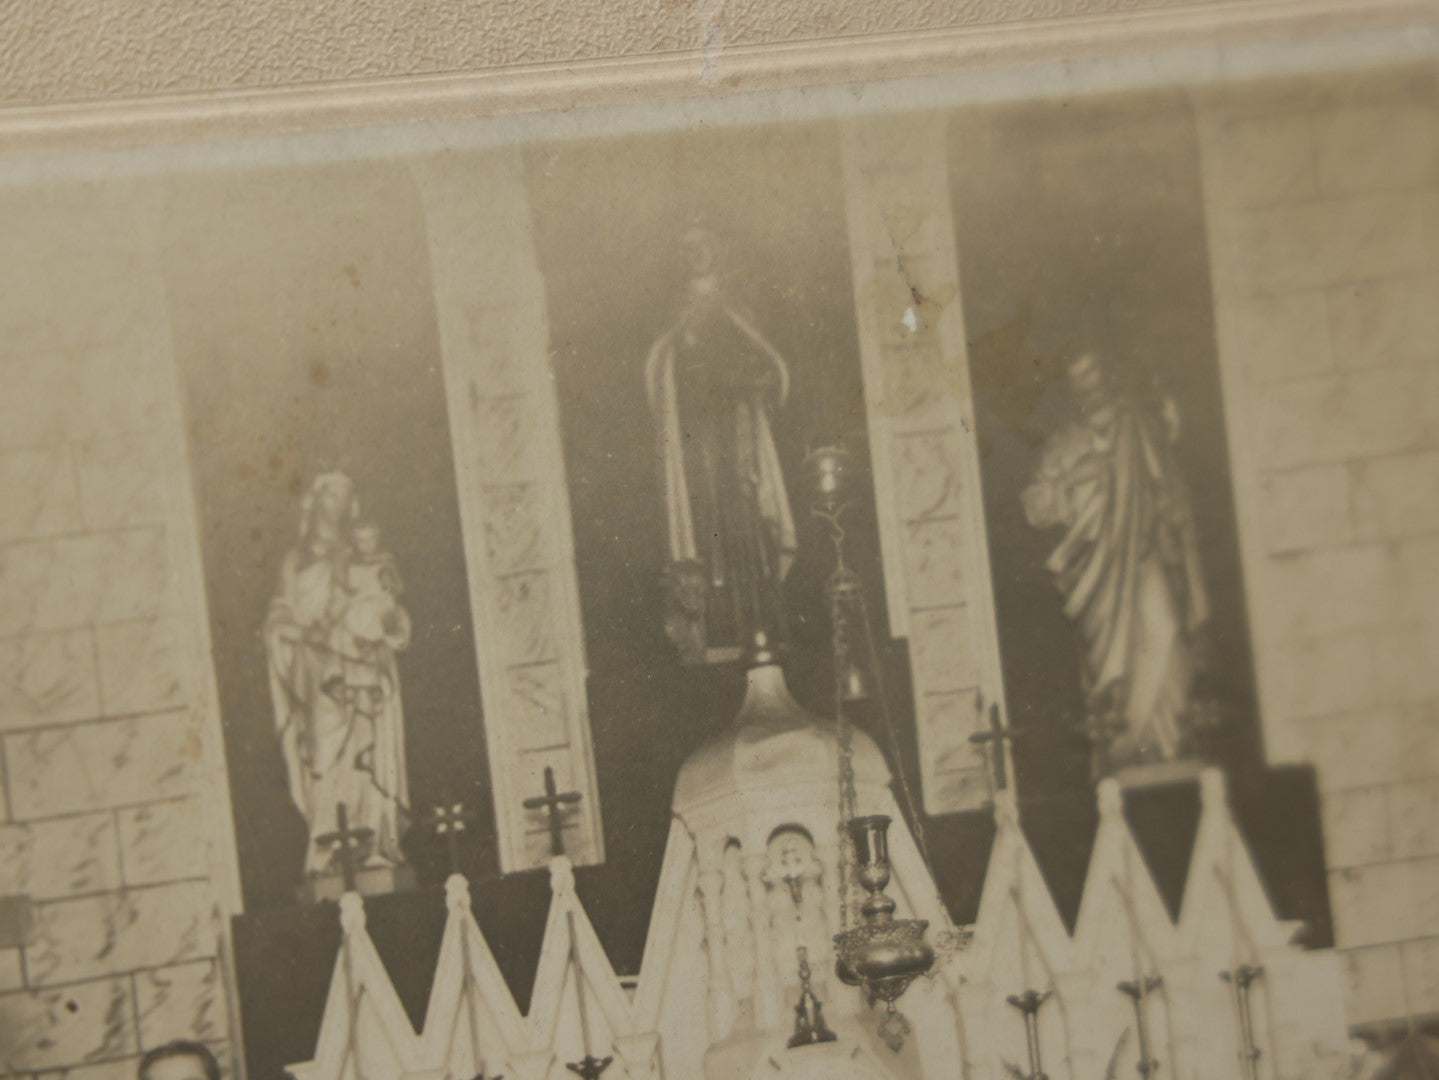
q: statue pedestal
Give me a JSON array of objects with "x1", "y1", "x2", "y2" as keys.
[
  {"x1": 1112, "y1": 758, "x2": 1206, "y2": 790},
  {"x1": 300, "y1": 863, "x2": 416, "y2": 904},
  {"x1": 694, "y1": 644, "x2": 743, "y2": 667}
]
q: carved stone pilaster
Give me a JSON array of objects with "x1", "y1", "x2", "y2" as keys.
[
  {"x1": 415, "y1": 148, "x2": 604, "y2": 873},
  {"x1": 696, "y1": 845, "x2": 736, "y2": 1040},
  {"x1": 742, "y1": 851, "x2": 782, "y2": 1028},
  {"x1": 840, "y1": 112, "x2": 1006, "y2": 816}
]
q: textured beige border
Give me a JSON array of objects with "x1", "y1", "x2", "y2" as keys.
[
  {"x1": 0, "y1": 0, "x2": 1342, "y2": 107},
  {"x1": 1, "y1": 0, "x2": 1434, "y2": 158}
]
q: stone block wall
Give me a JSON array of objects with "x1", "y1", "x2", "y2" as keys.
[
  {"x1": 0, "y1": 183, "x2": 238, "y2": 1075},
  {"x1": 1196, "y1": 65, "x2": 1439, "y2": 1031},
  {"x1": 0, "y1": 48, "x2": 1434, "y2": 1075}
]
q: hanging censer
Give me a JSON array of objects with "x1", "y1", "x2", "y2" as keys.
[
  {"x1": 833, "y1": 813, "x2": 936, "y2": 1049},
  {"x1": 807, "y1": 445, "x2": 939, "y2": 1053}
]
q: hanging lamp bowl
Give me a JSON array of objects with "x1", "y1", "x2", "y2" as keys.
[
  {"x1": 833, "y1": 814, "x2": 935, "y2": 1003},
  {"x1": 834, "y1": 917, "x2": 934, "y2": 1003}
]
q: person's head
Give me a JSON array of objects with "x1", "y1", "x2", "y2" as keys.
[
  {"x1": 138, "y1": 1040, "x2": 222, "y2": 1080},
  {"x1": 352, "y1": 520, "x2": 382, "y2": 558}
]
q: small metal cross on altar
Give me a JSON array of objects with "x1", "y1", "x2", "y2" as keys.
[
  {"x1": 1116, "y1": 974, "x2": 1163, "y2": 1078},
  {"x1": 1083, "y1": 687, "x2": 1129, "y2": 781},
  {"x1": 970, "y1": 700, "x2": 1020, "y2": 796},
  {"x1": 1005, "y1": 988, "x2": 1052, "y2": 1080},
  {"x1": 565, "y1": 1055, "x2": 613, "y2": 1080},
  {"x1": 314, "y1": 802, "x2": 373, "y2": 892},
  {"x1": 1220, "y1": 963, "x2": 1265, "y2": 1080},
  {"x1": 523, "y1": 767, "x2": 583, "y2": 857},
  {"x1": 422, "y1": 801, "x2": 481, "y2": 874}
]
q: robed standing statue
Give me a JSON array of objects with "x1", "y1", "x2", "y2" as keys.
[
  {"x1": 645, "y1": 227, "x2": 798, "y2": 664},
  {"x1": 1022, "y1": 354, "x2": 1210, "y2": 773},
  {"x1": 264, "y1": 472, "x2": 413, "y2": 882}
]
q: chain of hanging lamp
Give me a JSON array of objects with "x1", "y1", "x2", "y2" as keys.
[
  {"x1": 827, "y1": 510, "x2": 859, "y2": 938},
  {"x1": 809, "y1": 445, "x2": 967, "y2": 1052},
  {"x1": 852, "y1": 569, "x2": 969, "y2": 959},
  {"x1": 815, "y1": 455, "x2": 962, "y2": 951}
]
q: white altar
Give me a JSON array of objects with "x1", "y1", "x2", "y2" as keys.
[{"x1": 287, "y1": 660, "x2": 1362, "y2": 1080}]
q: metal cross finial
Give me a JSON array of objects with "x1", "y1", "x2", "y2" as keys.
[
  {"x1": 1117, "y1": 975, "x2": 1164, "y2": 1078},
  {"x1": 523, "y1": 767, "x2": 583, "y2": 858},
  {"x1": 970, "y1": 700, "x2": 1020, "y2": 796},
  {"x1": 1005, "y1": 988, "x2": 1052, "y2": 1080},
  {"x1": 1084, "y1": 687, "x2": 1129, "y2": 782},
  {"x1": 314, "y1": 803, "x2": 374, "y2": 892},
  {"x1": 565, "y1": 1056, "x2": 613, "y2": 1080},
  {"x1": 423, "y1": 801, "x2": 480, "y2": 874},
  {"x1": 1221, "y1": 963, "x2": 1265, "y2": 1080}
]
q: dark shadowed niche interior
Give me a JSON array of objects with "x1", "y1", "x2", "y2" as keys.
[
  {"x1": 164, "y1": 160, "x2": 495, "y2": 912},
  {"x1": 525, "y1": 117, "x2": 905, "y2": 942},
  {"x1": 949, "y1": 90, "x2": 1330, "y2": 936}
]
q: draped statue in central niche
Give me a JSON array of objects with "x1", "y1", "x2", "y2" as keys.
[{"x1": 645, "y1": 227, "x2": 798, "y2": 665}]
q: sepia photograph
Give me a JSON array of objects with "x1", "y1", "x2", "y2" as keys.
[{"x1": 0, "y1": 4, "x2": 1436, "y2": 1078}]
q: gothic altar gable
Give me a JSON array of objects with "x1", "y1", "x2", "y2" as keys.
[{"x1": 286, "y1": 664, "x2": 1360, "y2": 1079}]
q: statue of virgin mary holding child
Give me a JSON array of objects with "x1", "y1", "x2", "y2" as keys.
[{"x1": 264, "y1": 472, "x2": 413, "y2": 880}]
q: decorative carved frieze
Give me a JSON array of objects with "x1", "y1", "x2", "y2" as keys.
[
  {"x1": 840, "y1": 113, "x2": 1008, "y2": 815},
  {"x1": 416, "y1": 149, "x2": 604, "y2": 873}
]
